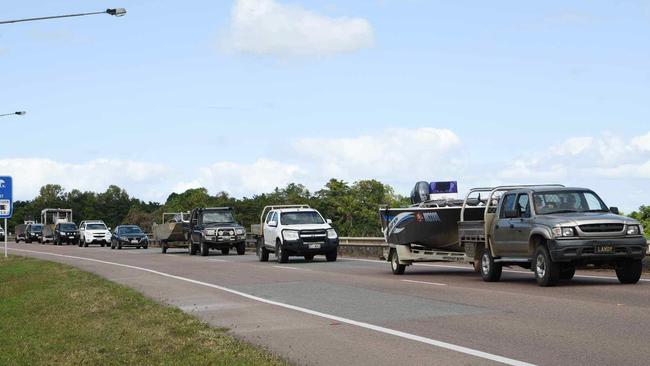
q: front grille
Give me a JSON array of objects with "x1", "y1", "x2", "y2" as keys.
[
  {"x1": 579, "y1": 224, "x2": 624, "y2": 233},
  {"x1": 300, "y1": 230, "x2": 327, "y2": 243}
]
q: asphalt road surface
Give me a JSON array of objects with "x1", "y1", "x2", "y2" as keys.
[{"x1": 6, "y1": 242, "x2": 650, "y2": 366}]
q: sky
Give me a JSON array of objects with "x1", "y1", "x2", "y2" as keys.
[{"x1": 1, "y1": 0, "x2": 649, "y2": 212}]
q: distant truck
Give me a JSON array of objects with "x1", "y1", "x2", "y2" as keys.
[
  {"x1": 251, "y1": 205, "x2": 339, "y2": 263},
  {"x1": 188, "y1": 207, "x2": 246, "y2": 256},
  {"x1": 41, "y1": 209, "x2": 73, "y2": 244}
]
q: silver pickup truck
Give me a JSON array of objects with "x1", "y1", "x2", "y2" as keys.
[{"x1": 459, "y1": 186, "x2": 647, "y2": 286}]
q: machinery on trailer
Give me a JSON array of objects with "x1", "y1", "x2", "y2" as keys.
[
  {"x1": 40, "y1": 209, "x2": 73, "y2": 244},
  {"x1": 153, "y1": 212, "x2": 190, "y2": 253}
]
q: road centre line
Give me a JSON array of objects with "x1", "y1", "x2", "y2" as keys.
[
  {"x1": 402, "y1": 279, "x2": 447, "y2": 286},
  {"x1": 207, "y1": 258, "x2": 230, "y2": 262},
  {"x1": 273, "y1": 265, "x2": 308, "y2": 271},
  {"x1": 8, "y1": 247, "x2": 535, "y2": 366}
]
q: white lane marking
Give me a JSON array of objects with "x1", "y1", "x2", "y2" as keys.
[
  {"x1": 9, "y1": 247, "x2": 534, "y2": 366},
  {"x1": 272, "y1": 265, "x2": 308, "y2": 271},
  {"x1": 341, "y1": 257, "x2": 650, "y2": 282},
  {"x1": 207, "y1": 259, "x2": 230, "y2": 262},
  {"x1": 402, "y1": 279, "x2": 447, "y2": 287}
]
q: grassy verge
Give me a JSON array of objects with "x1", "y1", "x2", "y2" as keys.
[{"x1": 0, "y1": 256, "x2": 287, "y2": 366}]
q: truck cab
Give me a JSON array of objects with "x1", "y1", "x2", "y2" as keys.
[
  {"x1": 254, "y1": 205, "x2": 339, "y2": 263},
  {"x1": 188, "y1": 207, "x2": 246, "y2": 256},
  {"x1": 461, "y1": 186, "x2": 647, "y2": 286}
]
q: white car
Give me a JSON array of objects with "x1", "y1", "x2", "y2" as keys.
[
  {"x1": 258, "y1": 206, "x2": 339, "y2": 263},
  {"x1": 79, "y1": 220, "x2": 112, "y2": 248}
]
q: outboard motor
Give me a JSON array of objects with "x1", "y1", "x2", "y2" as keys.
[{"x1": 410, "y1": 181, "x2": 430, "y2": 204}]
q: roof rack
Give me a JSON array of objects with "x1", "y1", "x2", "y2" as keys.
[{"x1": 259, "y1": 205, "x2": 311, "y2": 227}]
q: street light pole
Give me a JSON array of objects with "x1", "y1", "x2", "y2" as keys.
[
  {"x1": 0, "y1": 111, "x2": 26, "y2": 118},
  {"x1": 0, "y1": 8, "x2": 126, "y2": 25}
]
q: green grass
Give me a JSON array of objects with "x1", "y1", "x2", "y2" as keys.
[{"x1": 0, "y1": 256, "x2": 288, "y2": 366}]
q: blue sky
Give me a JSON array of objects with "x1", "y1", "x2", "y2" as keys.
[{"x1": 1, "y1": 0, "x2": 649, "y2": 211}]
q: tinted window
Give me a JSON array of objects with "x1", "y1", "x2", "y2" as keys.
[
  {"x1": 202, "y1": 211, "x2": 235, "y2": 224},
  {"x1": 533, "y1": 191, "x2": 608, "y2": 215},
  {"x1": 517, "y1": 194, "x2": 531, "y2": 218},
  {"x1": 500, "y1": 194, "x2": 517, "y2": 218},
  {"x1": 60, "y1": 223, "x2": 77, "y2": 230},
  {"x1": 120, "y1": 226, "x2": 143, "y2": 234},
  {"x1": 86, "y1": 223, "x2": 107, "y2": 230},
  {"x1": 30, "y1": 225, "x2": 43, "y2": 233},
  {"x1": 281, "y1": 211, "x2": 324, "y2": 225}
]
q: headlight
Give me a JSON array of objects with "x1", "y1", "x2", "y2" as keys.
[
  {"x1": 327, "y1": 229, "x2": 338, "y2": 239},
  {"x1": 235, "y1": 228, "x2": 245, "y2": 235},
  {"x1": 206, "y1": 229, "x2": 216, "y2": 236},
  {"x1": 626, "y1": 225, "x2": 640, "y2": 235},
  {"x1": 553, "y1": 227, "x2": 576, "y2": 237},
  {"x1": 217, "y1": 230, "x2": 223, "y2": 236},
  {"x1": 283, "y1": 230, "x2": 300, "y2": 241}
]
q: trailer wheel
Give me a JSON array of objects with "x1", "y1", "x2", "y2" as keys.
[
  {"x1": 615, "y1": 259, "x2": 642, "y2": 284},
  {"x1": 480, "y1": 247, "x2": 502, "y2": 282},
  {"x1": 189, "y1": 241, "x2": 197, "y2": 255},
  {"x1": 390, "y1": 249, "x2": 406, "y2": 275},
  {"x1": 161, "y1": 243, "x2": 167, "y2": 254}
]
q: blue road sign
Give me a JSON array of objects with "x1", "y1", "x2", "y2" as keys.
[{"x1": 0, "y1": 176, "x2": 13, "y2": 219}]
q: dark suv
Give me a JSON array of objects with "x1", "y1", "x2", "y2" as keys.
[
  {"x1": 188, "y1": 207, "x2": 247, "y2": 256},
  {"x1": 25, "y1": 224, "x2": 44, "y2": 243},
  {"x1": 53, "y1": 222, "x2": 79, "y2": 245}
]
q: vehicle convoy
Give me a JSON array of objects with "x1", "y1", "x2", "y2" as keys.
[
  {"x1": 252, "y1": 205, "x2": 339, "y2": 263},
  {"x1": 188, "y1": 207, "x2": 246, "y2": 256},
  {"x1": 24, "y1": 223, "x2": 44, "y2": 243},
  {"x1": 79, "y1": 220, "x2": 112, "y2": 247},
  {"x1": 15, "y1": 221, "x2": 36, "y2": 243},
  {"x1": 153, "y1": 212, "x2": 190, "y2": 254},
  {"x1": 53, "y1": 222, "x2": 80, "y2": 245},
  {"x1": 381, "y1": 183, "x2": 647, "y2": 286},
  {"x1": 111, "y1": 225, "x2": 149, "y2": 250},
  {"x1": 40, "y1": 209, "x2": 73, "y2": 244}
]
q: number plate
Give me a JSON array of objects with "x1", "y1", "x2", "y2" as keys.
[
  {"x1": 595, "y1": 245, "x2": 614, "y2": 254},
  {"x1": 222, "y1": 236, "x2": 231, "y2": 240},
  {"x1": 131, "y1": 239, "x2": 139, "y2": 244},
  {"x1": 308, "y1": 244, "x2": 321, "y2": 249}
]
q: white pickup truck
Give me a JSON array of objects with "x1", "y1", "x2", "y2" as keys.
[
  {"x1": 251, "y1": 205, "x2": 339, "y2": 263},
  {"x1": 79, "y1": 220, "x2": 112, "y2": 247}
]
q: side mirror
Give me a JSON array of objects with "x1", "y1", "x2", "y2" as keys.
[
  {"x1": 505, "y1": 209, "x2": 518, "y2": 219},
  {"x1": 268, "y1": 221, "x2": 277, "y2": 227},
  {"x1": 610, "y1": 207, "x2": 620, "y2": 215},
  {"x1": 326, "y1": 219, "x2": 332, "y2": 224}
]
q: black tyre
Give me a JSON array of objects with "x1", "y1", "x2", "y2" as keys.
[
  {"x1": 304, "y1": 254, "x2": 315, "y2": 261},
  {"x1": 117, "y1": 243, "x2": 122, "y2": 250},
  {"x1": 26, "y1": 239, "x2": 32, "y2": 244},
  {"x1": 189, "y1": 241, "x2": 197, "y2": 255},
  {"x1": 143, "y1": 245, "x2": 148, "y2": 250},
  {"x1": 83, "y1": 242, "x2": 89, "y2": 247},
  {"x1": 161, "y1": 244, "x2": 167, "y2": 254},
  {"x1": 276, "y1": 241, "x2": 288, "y2": 263},
  {"x1": 480, "y1": 247, "x2": 502, "y2": 282},
  {"x1": 390, "y1": 249, "x2": 405, "y2": 275},
  {"x1": 78, "y1": 240, "x2": 83, "y2": 247},
  {"x1": 534, "y1": 246, "x2": 559, "y2": 287},
  {"x1": 220, "y1": 248, "x2": 229, "y2": 256},
  {"x1": 257, "y1": 240, "x2": 269, "y2": 262},
  {"x1": 110, "y1": 240, "x2": 115, "y2": 250},
  {"x1": 236, "y1": 242, "x2": 246, "y2": 255},
  {"x1": 201, "y1": 241, "x2": 210, "y2": 257},
  {"x1": 100, "y1": 243, "x2": 105, "y2": 247},
  {"x1": 559, "y1": 264, "x2": 576, "y2": 281},
  {"x1": 615, "y1": 259, "x2": 642, "y2": 284},
  {"x1": 325, "y1": 249, "x2": 337, "y2": 262}
]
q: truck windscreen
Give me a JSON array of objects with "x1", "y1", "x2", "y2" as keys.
[
  {"x1": 281, "y1": 211, "x2": 324, "y2": 225},
  {"x1": 203, "y1": 211, "x2": 235, "y2": 224},
  {"x1": 533, "y1": 191, "x2": 608, "y2": 215}
]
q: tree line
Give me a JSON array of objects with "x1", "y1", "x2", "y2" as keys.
[{"x1": 8, "y1": 179, "x2": 409, "y2": 237}]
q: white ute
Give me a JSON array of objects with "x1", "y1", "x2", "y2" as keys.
[
  {"x1": 252, "y1": 205, "x2": 340, "y2": 263},
  {"x1": 79, "y1": 220, "x2": 112, "y2": 247}
]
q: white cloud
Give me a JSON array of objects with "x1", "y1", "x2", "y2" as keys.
[
  {"x1": 0, "y1": 158, "x2": 171, "y2": 201},
  {"x1": 175, "y1": 159, "x2": 304, "y2": 197},
  {"x1": 499, "y1": 131, "x2": 650, "y2": 181},
  {"x1": 222, "y1": 0, "x2": 374, "y2": 57},
  {"x1": 293, "y1": 127, "x2": 462, "y2": 182}
]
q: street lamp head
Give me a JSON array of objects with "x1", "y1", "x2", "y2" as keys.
[
  {"x1": 106, "y1": 8, "x2": 127, "y2": 17},
  {"x1": 15, "y1": 111, "x2": 26, "y2": 116}
]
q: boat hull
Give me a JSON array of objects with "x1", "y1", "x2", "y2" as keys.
[
  {"x1": 380, "y1": 207, "x2": 484, "y2": 251},
  {"x1": 152, "y1": 222, "x2": 189, "y2": 242}
]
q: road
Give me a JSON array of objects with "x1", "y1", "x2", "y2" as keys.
[{"x1": 5, "y1": 242, "x2": 650, "y2": 366}]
